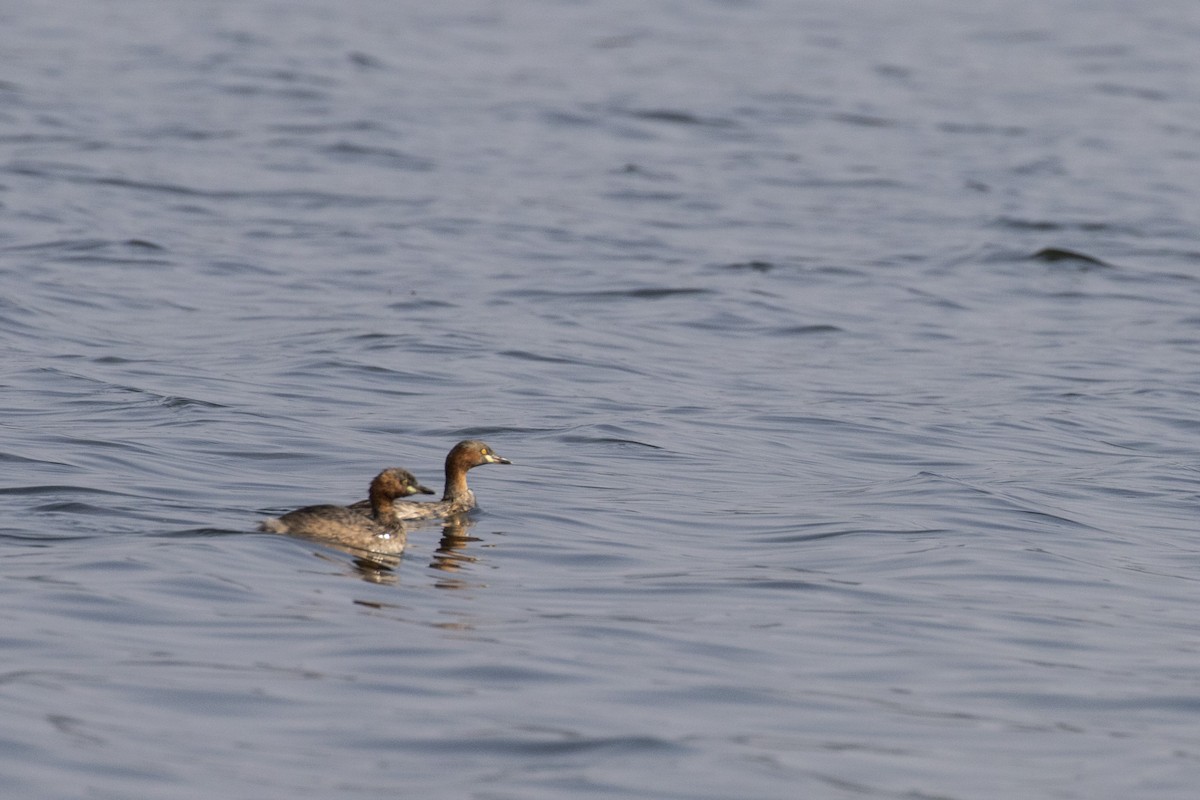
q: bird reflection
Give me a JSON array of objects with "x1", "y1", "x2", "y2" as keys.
[
  {"x1": 350, "y1": 553, "x2": 402, "y2": 584},
  {"x1": 429, "y1": 516, "x2": 473, "y2": 568},
  {"x1": 306, "y1": 544, "x2": 402, "y2": 584},
  {"x1": 295, "y1": 514, "x2": 490, "y2": 585},
  {"x1": 429, "y1": 516, "x2": 485, "y2": 584}
]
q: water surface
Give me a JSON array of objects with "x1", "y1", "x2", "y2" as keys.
[{"x1": 3, "y1": 1, "x2": 1200, "y2": 798}]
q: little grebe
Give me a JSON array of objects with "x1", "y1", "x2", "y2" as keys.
[
  {"x1": 350, "y1": 439, "x2": 511, "y2": 522},
  {"x1": 258, "y1": 468, "x2": 433, "y2": 553}
]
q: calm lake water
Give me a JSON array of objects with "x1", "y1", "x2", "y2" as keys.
[{"x1": 4, "y1": 1, "x2": 1200, "y2": 797}]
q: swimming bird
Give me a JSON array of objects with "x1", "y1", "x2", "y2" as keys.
[
  {"x1": 350, "y1": 439, "x2": 511, "y2": 523},
  {"x1": 258, "y1": 467, "x2": 433, "y2": 553}
]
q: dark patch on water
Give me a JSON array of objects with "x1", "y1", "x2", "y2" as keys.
[
  {"x1": 1030, "y1": 247, "x2": 1111, "y2": 267},
  {"x1": 624, "y1": 108, "x2": 737, "y2": 128}
]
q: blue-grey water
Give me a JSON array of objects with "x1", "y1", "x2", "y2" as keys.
[{"x1": 4, "y1": 1, "x2": 1200, "y2": 797}]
